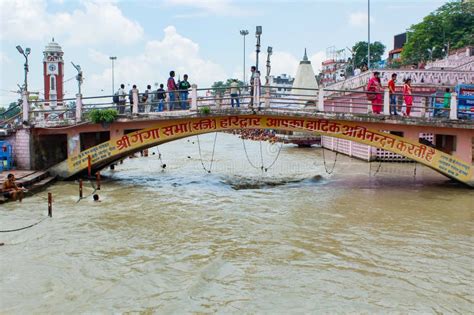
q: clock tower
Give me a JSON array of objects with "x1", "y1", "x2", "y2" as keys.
[{"x1": 43, "y1": 38, "x2": 64, "y2": 107}]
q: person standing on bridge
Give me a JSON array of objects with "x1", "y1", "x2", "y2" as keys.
[
  {"x1": 144, "y1": 85, "x2": 152, "y2": 113},
  {"x1": 403, "y1": 78, "x2": 413, "y2": 116},
  {"x1": 249, "y1": 66, "x2": 256, "y2": 108},
  {"x1": 167, "y1": 71, "x2": 178, "y2": 110},
  {"x1": 178, "y1": 74, "x2": 191, "y2": 110},
  {"x1": 230, "y1": 79, "x2": 241, "y2": 108},
  {"x1": 367, "y1": 72, "x2": 383, "y2": 114},
  {"x1": 156, "y1": 84, "x2": 166, "y2": 112},
  {"x1": 117, "y1": 84, "x2": 127, "y2": 114},
  {"x1": 388, "y1": 73, "x2": 398, "y2": 116}
]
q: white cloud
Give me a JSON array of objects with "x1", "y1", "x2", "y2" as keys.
[
  {"x1": 309, "y1": 51, "x2": 326, "y2": 73},
  {"x1": 0, "y1": 0, "x2": 144, "y2": 45},
  {"x1": 164, "y1": 0, "x2": 252, "y2": 17},
  {"x1": 84, "y1": 26, "x2": 227, "y2": 95},
  {"x1": 348, "y1": 11, "x2": 375, "y2": 27}
]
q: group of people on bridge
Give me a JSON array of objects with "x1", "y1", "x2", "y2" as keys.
[
  {"x1": 367, "y1": 72, "x2": 452, "y2": 117},
  {"x1": 113, "y1": 71, "x2": 191, "y2": 114}
]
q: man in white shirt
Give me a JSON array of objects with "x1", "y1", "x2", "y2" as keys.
[{"x1": 117, "y1": 84, "x2": 127, "y2": 114}]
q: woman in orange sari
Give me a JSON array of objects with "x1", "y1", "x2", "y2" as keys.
[{"x1": 403, "y1": 78, "x2": 413, "y2": 116}]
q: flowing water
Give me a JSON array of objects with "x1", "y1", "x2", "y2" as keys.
[{"x1": 1, "y1": 133, "x2": 473, "y2": 313}]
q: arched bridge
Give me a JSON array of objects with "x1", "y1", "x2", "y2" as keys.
[{"x1": 49, "y1": 110, "x2": 474, "y2": 187}]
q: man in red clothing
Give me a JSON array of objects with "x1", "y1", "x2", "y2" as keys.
[
  {"x1": 388, "y1": 73, "x2": 398, "y2": 116},
  {"x1": 167, "y1": 71, "x2": 178, "y2": 110}
]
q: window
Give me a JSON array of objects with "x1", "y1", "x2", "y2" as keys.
[{"x1": 50, "y1": 76, "x2": 56, "y2": 90}]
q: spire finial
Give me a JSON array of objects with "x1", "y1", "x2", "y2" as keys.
[
  {"x1": 303, "y1": 48, "x2": 308, "y2": 61},
  {"x1": 52, "y1": 37, "x2": 55, "y2": 42}
]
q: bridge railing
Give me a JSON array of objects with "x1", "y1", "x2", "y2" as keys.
[{"x1": 13, "y1": 83, "x2": 471, "y2": 129}]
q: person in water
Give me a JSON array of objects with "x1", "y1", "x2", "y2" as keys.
[
  {"x1": 93, "y1": 194, "x2": 100, "y2": 202},
  {"x1": 2, "y1": 173, "x2": 26, "y2": 202}
]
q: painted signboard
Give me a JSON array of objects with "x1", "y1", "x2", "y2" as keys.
[{"x1": 63, "y1": 115, "x2": 473, "y2": 186}]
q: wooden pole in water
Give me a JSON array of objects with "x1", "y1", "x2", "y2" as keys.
[
  {"x1": 96, "y1": 172, "x2": 101, "y2": 190},
  {"x1": 48, "y1": 192, "x2": 52, "y2": 217},
  {"x1": 87, "y1": 155, "x2": 92, "y2": 177},
  {"x1": 79, "y1": 179, "x2": 83, "y2": 198}
]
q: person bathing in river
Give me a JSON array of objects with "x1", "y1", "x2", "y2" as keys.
[{"x1": 2, "y1": 174, "x2": 26, "y2": 202}]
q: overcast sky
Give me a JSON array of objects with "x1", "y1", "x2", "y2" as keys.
[{"x1": 0, "y1": 0, "x2": 445, "y2": 106}]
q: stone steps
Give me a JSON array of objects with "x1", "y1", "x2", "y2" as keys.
[{"x1": 0, "y1": 170, "x2": 55, "y2": 204}]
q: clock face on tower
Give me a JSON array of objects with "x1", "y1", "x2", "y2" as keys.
[{"x1": 48, "y1": 64, "x2": 57, "y2": 72}]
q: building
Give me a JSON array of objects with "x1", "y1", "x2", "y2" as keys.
[
  {"x1": 43, "y1": 38, "x2": 64, "y2": 107},
  {"x1": 320, "y1": 47, "x2": 347, "y2": 86},
  {"x1": 268, "y1": 74, "x2": 294, "y2": 97},
  {"x1": 388, "y1": 33, "x2": 407, "y2": 63},
  {"x1": 292, "y1": 49, "x2": 318, "y2": 98}
]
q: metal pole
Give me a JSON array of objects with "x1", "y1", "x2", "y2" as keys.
[
  {"x1": 367, "y1": 0, "x2": 371, "y2": 69},
  {"x1": 24, "y1": 57, "x2": 28, "y2": 92},
  {"x1": 111, "y1": 59, "x2": 115, "y2": 93},
  {"x1": 243, "y1": 34, "x2": 246, "y2": 84},
  {"x1": 110, "y1": 56, "x2": 117, "y2": 94},
  {"x1": 48, "y1": 192, "x2": 52, "y2": 217}
]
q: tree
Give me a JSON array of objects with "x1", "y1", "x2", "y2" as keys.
[
  {"x1": 211, "y1": 79, "x2": 244, "y2": 96},
  {"x1": 352, "y1": 41, "x2": 386, "y2": 69},
  {"x1": 401, "y1": 1, "x2": 474, "y2": 65},
  {"x1": 0, "y1": 102, "x2": 20, "y2": 120}
]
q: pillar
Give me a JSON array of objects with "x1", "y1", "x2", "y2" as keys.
[
  {"x1": 75, "y1": 93, "x2": 82, "y2": 123},
  {"x1": 449, "y1": 92, "x2": 458, "y2": 120},
  {"x1": 190, "y1": 84, "x2": 197, "y2": 111},
  {"x1": 383, "y1": 88, "x2": 390, "y2": 115},
  {"x1": 132, "y1": 89, "x2": 139, "y2": 114},
  {"x1": 318, "y1": 88, "x2": 324, "y2": 112},
  {"x1": 22, "y1": 90, "x2": 29, "y2": 123}
]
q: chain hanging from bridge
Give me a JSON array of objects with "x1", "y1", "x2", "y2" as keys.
[{"x1": 196, "y1": 133, "x2": 218, "y2": 173}]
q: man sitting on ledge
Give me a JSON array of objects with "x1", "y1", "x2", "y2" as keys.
[{"x1": 2, "y1": 174, "x2": 26, "y2": 202}]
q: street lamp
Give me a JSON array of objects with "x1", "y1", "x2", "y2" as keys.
[
  {"x1": 255, "y1": 26, "x2": 262, "y2": 72},
  {"x1": 265, "y1": 46, "x2": 272, "y2": 85},
  {"x1": 16, "y1": 45, "x2": 31, "y2": 91},
  {"x1": 367, "y1": 0, "x2": 371, "y2": 69},
  {"x1": 109, "y1": 56, "x2": 117, "y2": 94},
  {"x1": 240, "y1": 30, "x2": 249, "y2": 84}
]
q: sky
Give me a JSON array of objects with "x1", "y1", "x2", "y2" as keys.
[{"x1": 0, "y1": 0, "x2": 447, "y2": 107}]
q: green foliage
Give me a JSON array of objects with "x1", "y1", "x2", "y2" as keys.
[
  {"x1": 352, "y1": 41, "x2": 386, "y2": 69},
  {"x1": 0, "y1": 102, "x2": 21, "y2": 120},
  {"x1": 88, "y1": 109, "x2": 118, "y2": 124},
  {"x1": 401, "y1": 1, "x2": 474, "y2": 65},
  {"x1": 211, "y1": 78, "x2": 244, "y2": 96},
  {"x1": 199, "y1": 106, "x2": 211, "y2": 115}
]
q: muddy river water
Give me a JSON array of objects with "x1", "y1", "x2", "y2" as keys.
[{"x1": 1, "y1": 133, "x2": 473, "y2": 313}]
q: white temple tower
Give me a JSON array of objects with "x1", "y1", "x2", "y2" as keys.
[{"x1": 292, "y1": 49, "x2": 318, "y2": 98}]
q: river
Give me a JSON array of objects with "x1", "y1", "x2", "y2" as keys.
[{"x1": 1, "y1": 133, "x2": 473, "y2": 313}]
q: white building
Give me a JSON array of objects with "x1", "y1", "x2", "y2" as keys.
[{"x1": 292, "y1": 49, "x2": 319, "y2": 98}]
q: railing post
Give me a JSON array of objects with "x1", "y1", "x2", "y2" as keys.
[
  {"x1": 317, "y1": 88, "x2": 324, "y2": 112},
  {"x1": 420, "y1": 96, "x2": 427, "y2": 118},
  {"x1": 190, "y1": 84, "x2": 197, "y2": 111},
  {"x1": 22, "y1": 90, "x2": 29, "y2": 123},
  {"x1": 75, "y1": 93, "x2": 82, "y2": 123},
  {"x1": 132, "y1": 89, "x2": 139, "y2": 115},
  {"x1": 255, "y1": 73, "x2": 260, "y2": 109},
  {"x1": 349, "y1": 98, "x2": 353, "y2": 113},
  {"x1": 383, "y1": 88, "x2": 390, "y2": 116},
  {"x1": 449, "y1": 92, "x2": 458, "y2": 120}
]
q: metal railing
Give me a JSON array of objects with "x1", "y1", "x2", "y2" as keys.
[{"x1": 3, "y1": 84, "x2": 471, "y2": 131}]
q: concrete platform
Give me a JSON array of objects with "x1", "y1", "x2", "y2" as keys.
[{"x1": 0, "y1": 170, "x2": 56, "y2": 204}]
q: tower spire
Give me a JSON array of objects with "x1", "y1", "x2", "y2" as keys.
[{"x1": 303, "y1": 48, "x2": 308, "y2": 61}]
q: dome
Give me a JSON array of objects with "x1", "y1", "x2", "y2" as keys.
[{"x1": 44, "y1": 38, "x2": 63, "y2": 53}]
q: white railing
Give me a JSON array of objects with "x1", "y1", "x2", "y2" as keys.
[
  {"x1": 426, "y1": 55, "x2": 474, "y2": 70},
  {"x1": 327, "y1": 69, "x2": 474, "y2": 94}
]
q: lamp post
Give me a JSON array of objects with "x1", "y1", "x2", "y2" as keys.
[
  {"x1": 240, "y1": 30, "x2": 249, "y2": 84},
  {"x1": 255, "y1": 26, "x2": 262, "y2": 72},
  {"x1": 16, "y1": 45, "x2": 31, "y2": 91},
  {"x1": 367, "y1": 0, "x2": 371, "y2": 69},
  {"x1": 109, "y1": 56, "x2": 117, "y2": 94},
  {"x1": 265, "y1": 46, "x2": 272, "y2": 85}
]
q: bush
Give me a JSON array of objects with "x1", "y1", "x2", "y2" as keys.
[
  {"x1": 199, "y1": 106, "x2": 211, "y2": 115},
  {"x1": 88, "y1": 109, "x2": 118, "y2": 124}
]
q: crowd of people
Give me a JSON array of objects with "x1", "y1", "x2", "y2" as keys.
[
  {"x1": 113, "y1": 71, "x2": 192, "y2": 114},
  {"x1": 366, "y1": 72, "x2": 452, "y2": 117},
  {"x1": 232, "y1": 129, "x2": 278, "y2": 143}
]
